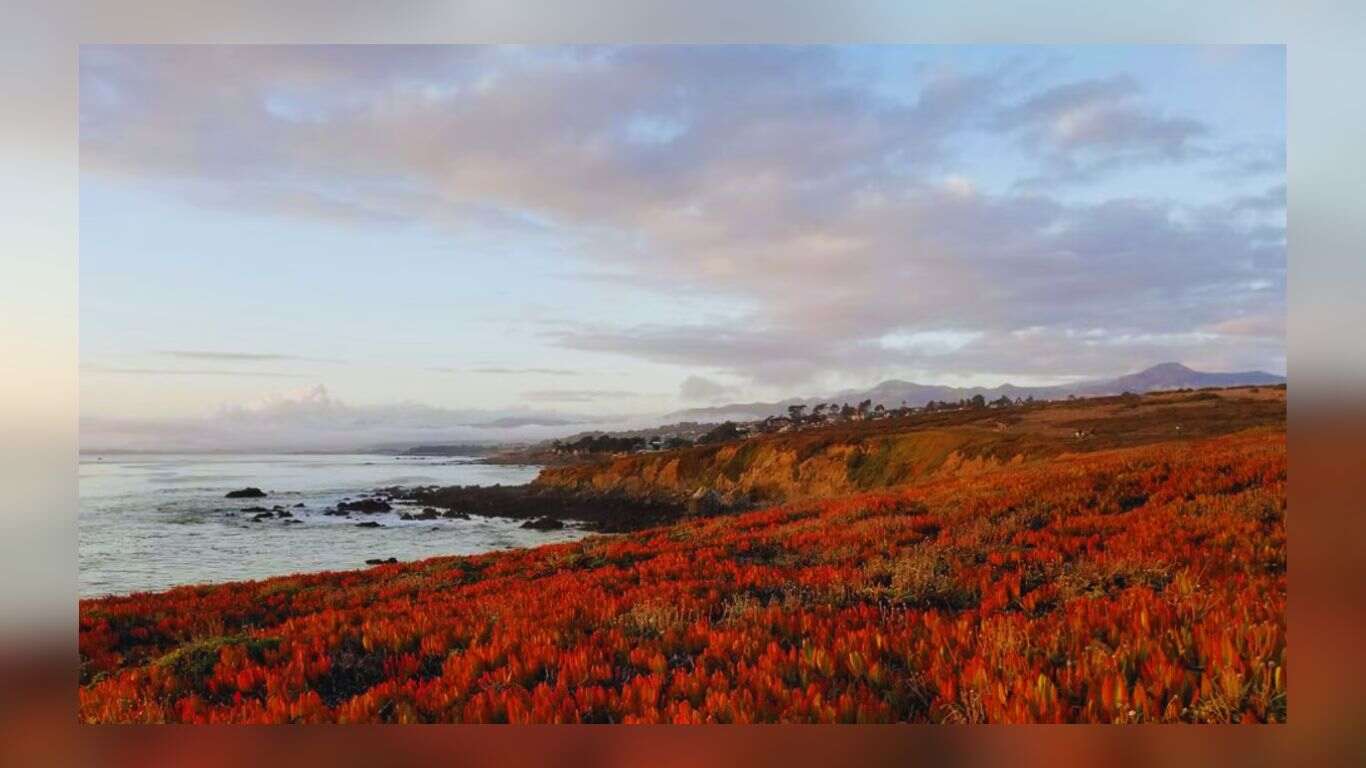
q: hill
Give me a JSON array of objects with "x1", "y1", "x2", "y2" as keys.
[{"x1": 539, "y1": 386, "x2": 1285, "y2": 506}]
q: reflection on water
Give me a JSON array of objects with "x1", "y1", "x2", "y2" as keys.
[{"x1": 79, "y1": 453, "x2": 586, "y2": 598}]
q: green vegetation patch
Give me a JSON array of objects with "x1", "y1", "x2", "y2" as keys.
[
  {"x1": 845, "y1": 431, "x2": 973, "y2": 489},
  {"x1": 721, "y1": 440, "x2": 764, "y2": 482},
  {"x1": 155, "y1": 634, "x2": 280, "y2": 685}
]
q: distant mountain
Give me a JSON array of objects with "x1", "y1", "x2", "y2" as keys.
[
  {"x1": 668, "y1": 363, "x2": 1285, "y2": 422},
  {"x1": 1070, "y1": 362, "x2": 1285, "y2": 396}
]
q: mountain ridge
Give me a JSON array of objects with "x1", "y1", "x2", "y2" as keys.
[{"x1": 667, "y1": 363, "x2": 1285, "y2": 422}]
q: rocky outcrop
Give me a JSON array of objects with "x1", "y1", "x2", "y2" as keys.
[
  {"x1": 686, "y1": 488, "x2": 725, "y2": 517},
  {"x1": 390, "y1": 484, "x2": 685, "y2": 533},
  {"x1": 225, "y1": 487, "x2": 266, "y2": 498},
  {"x1": 520, "y1": 517, "x2": 565, "y2": 530},
  {"x1": 338, "y1": 498, "x2": 392, "y2": 514}
]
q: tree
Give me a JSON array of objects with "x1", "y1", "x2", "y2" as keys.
[
  {"x1": 699, "y1": 421, "x2": 743, "y2": 445},
  {"x1": 970, "y1": 394, "x2": 987, "y2": 409},
  {"x1": 787, "y1": 404, "x2": 808, "y2": 422}
]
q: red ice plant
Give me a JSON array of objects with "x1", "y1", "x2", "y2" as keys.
[{"x1": 79, "y1": 431, "x2": 1286, "y2": 723}]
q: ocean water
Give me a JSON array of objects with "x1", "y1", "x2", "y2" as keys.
[{"x1": 79, "y1": 453, "x2": 587, "y2": 598}]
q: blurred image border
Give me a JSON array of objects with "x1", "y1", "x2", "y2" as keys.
[{"x1": 3, "y1": 1, "x2": 1362, "y2": 765}]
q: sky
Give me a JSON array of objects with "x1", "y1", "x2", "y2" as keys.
[{"x1": 78, "y1": 45, "x2": 1285, "y2": 450}]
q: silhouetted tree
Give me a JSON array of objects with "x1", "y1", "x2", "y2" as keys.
[{"x1": 699, "y1": 421, "x2": 743, "y2": 445}]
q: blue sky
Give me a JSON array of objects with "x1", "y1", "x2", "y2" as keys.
[{"x1": 78, "y1": 45, "x2": 1284, "y2": 449}]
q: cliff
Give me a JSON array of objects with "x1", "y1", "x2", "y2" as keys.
[{"x1": 533, "y1": 387, "x2": 1286, "y2": 506}]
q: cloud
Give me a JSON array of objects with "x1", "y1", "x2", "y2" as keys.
[
  {"x1": 158, "y1": 350, "x2": 344, "y2": 363},
  {"x1": 1201, "y1": 313, "x2": 1285, "y2": 339},
  {"x1": 678, "y1": 375, "x2": 739, "y2": 403},
  {"x1": 455, "y1": 366, "x2": 579, "y2": 376},
  {"x1": 80, "y1": 384, "x2": 634, "y2": 451},
  {"x1": 82, "y1": 365, "x2": 309, "y2": 379},
  {"x1": 470, "y1": 416, "x2": 584, "y2": 428},
  {"x1": 992, "y1": 75, "x2": 1208, "y2": 183},
  {"x1": 80, "y1": 46, "x2": 1284, "y2": 389},
  {"x1": 519, "y1": 389, "x2": 655, "y2": 403},
  {"x1": 1214, "y1": 141, "x2": 1286, "y2": 179},
  {"x1": 1230, "y1": 183, "x2": 1287, "y2": 215},
  {"x1": 552, "y1": 188, "x2": 1284, "y2": 384}
]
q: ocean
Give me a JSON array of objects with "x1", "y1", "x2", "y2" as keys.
[{"x1": 78, "y1": 452, "x2": 587, "y2": 598}]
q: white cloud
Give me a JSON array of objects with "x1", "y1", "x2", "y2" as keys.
[
  {"x1": 80, "y1": 46, "x2": 1284, "y2": 391},
  {"x1": 678, "y1": 375, "x2": 739, "y2": 403},
  {"x1": 80, "y1": 384, "x2": 635, "y2": 452}
]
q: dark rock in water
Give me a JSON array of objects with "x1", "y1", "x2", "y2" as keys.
[
  {"x1": 271, "y1": 505, "x2": 285, "y2": 511},
  {"x1": 365, "y1": 557, "x2": 399, "y2": 565},
  {"x1": 355, "y1": 521, "x2": 383, "y2": 528},
  {"x1": 242, "y1": 506, "x2": 269, "y2": 513},
  {"x1": 412, "y1": 508, "x2": 441, "y2": 520},
  {"x1": 293, "y1": 503, "x2": 305, "y2": 508},
  {"x1": 521, "y1": 516, "x2": 565, "y2": 530},
  {"x1": 338, "y1": 498, "x2": 392, "y2": 514},
  {"x1": 277, "y1": 510, "x2": 294, "y2": 518},
  {"x1": 250, "y1": 513, "x2": 272, "y2": 522},
  {"x1": 283, "y1": 519, "x2": 303, "y2": 525},
  {"x1": 388, "y1": 483, "x2": 689, "y2": 534},
  {"x1": 322, "y1": 508, "x2": 347, "y2": 517},
  {"x1": 225, "y1": 487, "x2": 266, "y2": 498}
]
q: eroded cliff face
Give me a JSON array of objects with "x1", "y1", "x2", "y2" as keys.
[
  {"x1": 531, "y1": 389, "x2": 1288, "y2": 506},
  {"x1": 533, "y1": 428, "x2": 1033, "y2": 505}
]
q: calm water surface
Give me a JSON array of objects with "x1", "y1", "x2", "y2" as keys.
[{"x1": 79, "y1": 453, "x2": 587, "y2": 598}]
